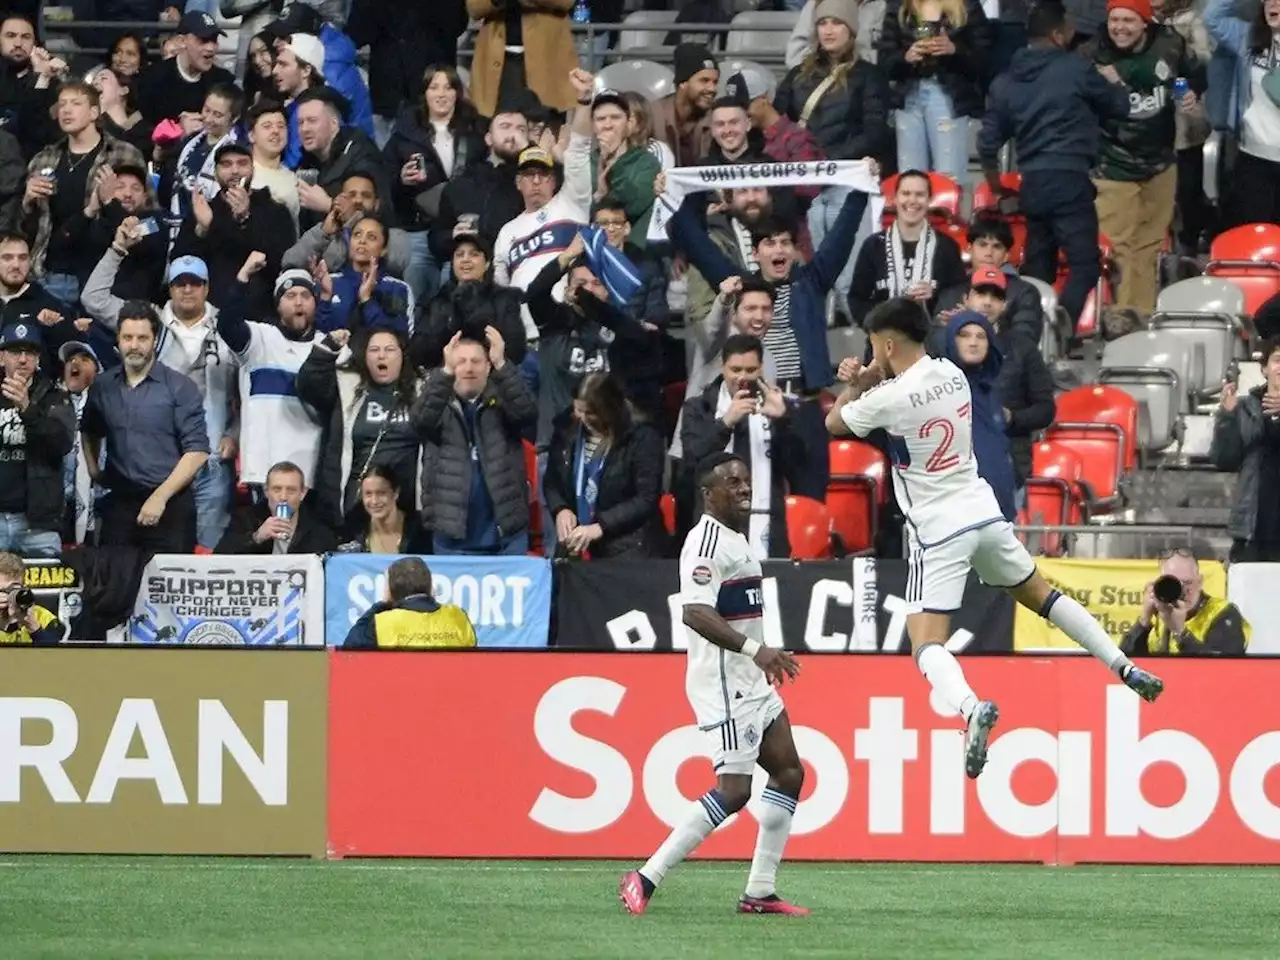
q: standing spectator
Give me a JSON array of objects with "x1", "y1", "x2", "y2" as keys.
[
  {"x1": 1211, "y1": 337, "x2": 1280, "y2": 562},
  {"x1": 107, "y1": 32, "x2": 148, "y2": 87},
  {"x1": 621, "y1": 92, "x2": 676, "y2": 170},
  {"x1": 1205, "y1": 0, "x2": 1280, "y2": 227},
  {"x1": 293, "y1": 87, "x2": 390, "y2": 232},
  {"x1": 0, "y1": 13, "x2": 61, "y2": 160},
  {"x1": 683, "y1": 275, "x2": 779, "y2": 418},
  {"x1": 243, "y1": 30, "x2": 277, "y2": 107},
  {"x1": 1084, "y1": 0, "x2": 1205, "y2": 317},
  {"x1": 702, "y1": 91, "x2": 766, "y2": 165},
  {"x1": 312, "y1": 214, "x2": 414, "y2": 334},
  {"x1": 265, "y1": 3, "x2": 375, "y2": 138},
  {"x1": 247, "y1": 99, "x2": 300, "y2": 228},
  {"x1": 0, "y1": 321, "x2": 74, "y2": 558},
  {"x1": 680, "y1": 185, "x2": 779, "y2": 330},
  {"x1": 786, "y1": 0, "x2": 887, "y2": 68},
  {"x1": 271, "y1": 32, "x2": 326, "y2": 169},
  {"x1": 335, "y1": 463, "x2": 432, "y2": 553},
  {"x1": 979, "y1": 0, "x2": 1131, "y2": 326},
  {"x1": 81, "y1": 302, "x2": 210, "y2": 554},
  {"x1": 216, "y1": 459, "x2": 339, "y2": 554},
  {"x1": 60, "y1": 337, "x2": 114, "y2": 546},
  {"x1": 217, "y1": 253, "x2": 327, "y2": 490},
  {"x1": 21, "y1": 81, "x2": 145, "y2": 308},
  {"x1": 416, "y1": 327, "x2": 538, "y2": 555},
  {"x1": 879, "y1": 0, "x2": 992, "y2": 182},
  {"x1": 283, "y1": 172, "x2": 410, "y2": 279},
  {"x1": 590, "y1": 89, "x2": 661, "y2": 245},
  {"x1": 173, "y1": 142, "x2": 297, "y2": 319},
  {"x1": 775, "y1": 0, "x2": 892, "y2": 310},
  {"x1": 341, "y1": 555, "x2": 477, "y2": 648},
  {"x1": 735, "y1": 73, "x2": 827, "y2": 185},
  {"x1": 651, "y1": 43, "x2": 718, "y2": 166},
  {"x1": 221, "y1": 0, "x2": 278, "y2": 82},
  {"x1": 170, "y1": 83, "x2": 245, "y2": 226},
  {"x1": 135, "y1": 11, "x2": 236, "y2": 129},
  {"x1": 681, "y1": 334, "x2": 808, "y2": 558},
  {"x1": 466, "y1": 0, "x2": 578, "y2": 120},
  {"x1": 91, "y1": 66, "x2": 151, "y2": 158},
  {"x1": 544, "y1": 371, "x2": 665, "y2": 559},
  {"x1": 384, "y1": 64, "x2": 484, "y2": 304},
  {"x1": 0, "y1": 233, "x2": 76, "y2": 372}
]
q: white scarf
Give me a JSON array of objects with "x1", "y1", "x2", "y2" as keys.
[
  {"x1": 649, "y1": 158, "x2": 884, "y2": 243},
  {"x1": 884, "y1": 221, "x2": 936, "y2": 298},
  {"x1": 715, "y1": 382, "x2": 772, "y2": 559}
]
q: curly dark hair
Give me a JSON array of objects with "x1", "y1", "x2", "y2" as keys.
[{"x1": 347, "y1": 326, "x2": 419, "y2": 406}]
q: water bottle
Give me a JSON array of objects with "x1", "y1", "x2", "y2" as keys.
[
  {"x1": 1173, "y1": 77, "x2": 1190, "y2": 100},
  {"x1": 572, "y1": 0, "x2": 590, "y2": 23}
]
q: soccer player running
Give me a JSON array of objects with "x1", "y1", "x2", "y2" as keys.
[
  {"x1": 620, "y1": 452, "x2": 808, "y2": 917},
  {"x1": 826, "y1": 298, "x2": 1163, "y2": 778}
]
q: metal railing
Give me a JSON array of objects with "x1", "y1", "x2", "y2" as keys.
[{"x1": 1014, "y1": 524, "x2": 1228, "y2": 561}]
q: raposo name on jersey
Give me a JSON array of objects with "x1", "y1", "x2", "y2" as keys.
[{"x1": 909, "y1": 374, "x2": 966, "y2": 409}]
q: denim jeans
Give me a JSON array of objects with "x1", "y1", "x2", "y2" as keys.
[
  {"x1": 0, "y1": 512, "x2": 61, "y2": 558},
  {"x1": 42, "y1": 272, "x2": 81, "y2": 312},
  {"x1": 404, "y1": 230, "x2": 442, "y2": 306},
  {"x1": 806, "y1": 185, "x2": 856, "y2": 314},
  {"x1": 894, "y1": 79, "x2": 970, "y2": 182},
  {"x1": 192, "y1": 458, "x2": 231, "y2": 551},
  {"x1": 433, "y1": 529, "x2": 530, "y2": 556}
]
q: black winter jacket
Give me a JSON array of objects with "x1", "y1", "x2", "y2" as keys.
[
  {"x1": 297, "y1": 128, "x2": 394, "y2": 233},
  {"x1": 543, "y1": 412, "x2": 666, "y2": 560},
  {"x1": 428, "y1": 159, "x2": 524, "y2": 263},
  {"x1": 2, "y1": 375, "x2": 75, "y2": 533},
  {"x1": 879, "y1": 0, "x2": 994, "y2": 118},
  {"x1": 346, "y1": 0, "x2": 470, "y2": 119},
  {"x1": 382, "y1": 105, "x2": 485, "y2": 232},
  {"x1": 413, "y1": 363, "x2": 538, "y2": 541},
  {"x1": 994, "y1": 325, "x2": 1056, "y2": 484},
  {"x1": 409, "y1": 279, "x2": 527, "y2": 370},
  {"x1": 774, "y1": 58, "x2": 893, "y2": 164},
  {"x1": 934, "y1": 272, "x2": 1044, "y2": 348}
]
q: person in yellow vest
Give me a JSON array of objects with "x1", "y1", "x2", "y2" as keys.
[
  {"x1": 0, "y1": 552, "x2": 63, "y2": 645},
  {"x1": 1121, "y1": 549, "x2": 1249, "y2": 656},
  {"x1": 342, "y1": 557, "x2": 477, "y2": 649}
]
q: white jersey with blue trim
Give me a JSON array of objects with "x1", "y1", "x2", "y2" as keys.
[
  {"x1": 233, "y1": 322, "x2": 324, "y2": 486},
  {"x1": 840, "y1": 354, "x2": 1004, "y2": 547},
  {"x1": 679, "y1": 514, "x2": 772, "y2": 728}
]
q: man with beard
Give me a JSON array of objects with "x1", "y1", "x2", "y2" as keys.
[
  {"x1": 410, "y1": 220, "x2": 525, "y2": 370},
  {"x1": 0, "y1": 14, "x2": 62, "y2": 160},
  {"x1": 173, "y1": 142, "x2": 297, "y2": 318},
  {"x1": 682, "y1": 185, "x2": 775, "y2": 329},
  {"x1": 271, "y1": 33, "x2": 325, "y2": 170},
  {"x1": 652, "y1": 43, "x2": 718, "y2": 165},
  {"x1": 81, "y1": 301, "x2": 210, "y2": 554},
  {"x1": 217, "y1": 252, "x2": 327, "y2": 492},
  {"x1": 59, "y1": 163, "x2": 165, "y2": 304},
  {"x1": 135, "y1": 11, "x2": 236, "y2": 129},
  {"x1": 0, "y1": 232, "x2": 76, "y2": 373},
  {"x1": 282, "y1": 170, "x2": 409, "y2": 279},
  {"x1": 292, "y1": 87, "x2": 389, "y2": 233}
]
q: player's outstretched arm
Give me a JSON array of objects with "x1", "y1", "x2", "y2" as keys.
[{"x1": 683, "y1": 604, "x2": 800, "y2": 686}]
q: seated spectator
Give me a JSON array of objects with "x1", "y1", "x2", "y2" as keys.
[
  {"x1": 849, "y1": 170, "x2": 967, "y2": 326},
  {"x1": 63, "y1": 163, "x2": 165, "y2": 305},
  {"x1": 1121, "y1": 549, "x2": 1249, "y2": 655},
  {"x1": 59, "y1": 337, "x2": 113, "y2": 546},
  {"x1": 297, "y1": 325, "x2": 423, "y2": 532},
  {"x1": 335, "y1": 463, "x2": 431, "y2": 553},
  {"x1": 0, "y1": 550, "x2": 62, "y2": 644},
  {"x1": 242, "y1": 29, "x2": 277, "y2": 105},
  {"x1": 81, "y1": 301, "x2": 210, "y2": 554},
  {"x1": 590, "y1": 89, "x2": 661, "y2": 243},
  {"x1": 681, "y1": 334, "x2": 807, "y2": 558},
  {"x1": 215, "y1": 460, "x2": 339, "y2": 554},
  {"x1": 342, "y1": 556, "x2": 476, "y2": 649},
  {"x1": 216, "y1": 254, "x2": 327, "y2": 491},
  {"x1": 621, "y1": 92, "x2": 676, "y2": 170},
  {"x1": 467, "y1": 0, "x2": 577, "y2": 120},
  {"x1": 409, "y1": 222, "x2": 527, "y2": 370},
  {"x1": 942, "y1": 309, "x2": 1019, "y2": 521},
  {"x1": 0, "y1": 320, "x2": 75, "y2": 558},
  {"x1": 1211, "y1": 337, "x2": 1280, "y2": 562},
  {"x1": 0, "y1": 232, "x2": 79, "y2": 373},
  {"x1": 169, "y1": 83, "x2": 245, "y2": 226},
  {"x1": 293, "y1": 87, "x2": 390, "y2": 232},
  {"x1": 282, "y1": 171, "x2": 410, "y2": 281},
  {"x1": 107, "y1": 32, "x2": 148, "y2": 87},
  {"x1": 312, "y1": 214, "x2": 413, "y2": 334},
  {"x1": 933, "y1": 214, "x2": 1044, "y2": 347},
  {"x1": 271, "y1": 32, "x2": 327, "y2": 170},
  {"x1": 173, "y1": 142, "x2": 297, "y2": 319},
  {"x1": 135, "y1": 11, "x2": 236, "y2": 129},
  {"x1": 650, "y1": 43, "x2": 717, "y2": 165},
  {"x1": 247, "y1": 99, "x2": 299, "y2": 228},
  {"x1": 90, "y1": 65, "x2": 151, "y2": 158},
  {"x1": 415, "y1": 328, "x2": 538, "y2": 556},
  {"x1": 384, "y1": 64, "x2": 483, "y2": 304},
  {"x1": 544, "y1": 372, "x2": 665, "y2": 560}
]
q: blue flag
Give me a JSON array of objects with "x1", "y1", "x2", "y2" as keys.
[{"x1": 581, "y1": 225, "x2": 644, "y2": 309}]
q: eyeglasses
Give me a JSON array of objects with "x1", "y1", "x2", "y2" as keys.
[
  {"x1": 595, "y1": 219, "x2": 628, "y2": 230},
  {"x1": 1157, "y1": 547, "x2": 1196, "y2": 561},
  {"x1": 520, "y1": 169, "x2": 554, "y2": 183}
]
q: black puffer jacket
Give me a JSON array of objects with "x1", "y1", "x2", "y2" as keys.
[
  {"x1": 409, "y1": 279, "x2": 527, "y2": 370},
  {"x1": 1, "y1": 375, "x2": 75, "y2": 534},
  {"x1": 413, "y1": 362, "x2": 538, "y2": 540},
  {"x1": 428, "y1": 160, "x2": 524, "y2": 263},
  {"x1": 774, "y1": 57, "x2": 894, "y2": 164},
  {"x1": 297, "y1": 128, "x2": 394, "y2": 233},
  {"x1": 878, "y1": 0, "x2": 994, "y2": 119},
  {"x1": 346, "y1": 0, "x2": 469, "y2": 119},
  {"x1": 995, "y1": 325, "x2": 1056, "y2": 485},
  {"x1": 382, "y1": 105, "x2": 486, "y2": 232}
]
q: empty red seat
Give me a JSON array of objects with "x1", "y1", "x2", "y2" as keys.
[
  {"x1": 659, "y1": 492, "x2": 676, "y2": 536},
  {"x1": 879, "y1": 171, "x2": 965, "y2": 230},
  {"x1": 827, "y1": 438, "x2": 888, "y2": 554},
  {"x1": 1019, "y1": 441, "x2": 1089, "y2": 554},
  {"x1": 1053, "y1": 384, "x2": 1138, "y2": 473},
  {"x1": 1206, "y1": 223, "x2": 1280, "y2": 317},
  {"x1": 786, "y1": 495, "x2": 834, "y2": 560}
]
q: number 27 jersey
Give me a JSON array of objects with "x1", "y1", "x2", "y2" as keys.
[{"x1": 840, "y1": 356, "x2": 1003, "y2": 547}]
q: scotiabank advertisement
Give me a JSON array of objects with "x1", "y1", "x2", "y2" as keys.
[{"x1": 328, "y1": 654, "x2": 1280, "y2": 864}]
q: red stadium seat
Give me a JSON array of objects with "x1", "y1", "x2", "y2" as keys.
[
  {"x1": 1206, "y1": 223, "x2": 1280, "y2": 317},
  {"x1": 827, "y1": 438, "x2": 888, "y2": 553},
  {"x1": 879, "y1": 171, "x2": 965, "y2": 230},
  {"x1": 785, "y1": 495, "x2": 834, "y2": 560},
  {"x1": 1053, "y1": 384, "x2": 1139, "y2": 473},
  {"x1": 659, "y1": 493, "x2": 676, "y2": 536},
  {"x1": 1018, "y1": 441, "x2": 1089, "y2": 553},
  {"x1": 523, "y1": 440, "x2": 542, "y2": 555},
  {"x1": 1054, "y1": 233, "x2": 1115, "y2": 339},
  {"x1": 1042, "y1": 386, "x2": 1137, "y2": 511}
]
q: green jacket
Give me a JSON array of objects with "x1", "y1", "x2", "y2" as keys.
[
  {"x1": 589, "y1": 147, "x2": 661, "y2": 248},
  {"x1": 1082, "y1": 26, "x2": 1204, "y2": 181}
]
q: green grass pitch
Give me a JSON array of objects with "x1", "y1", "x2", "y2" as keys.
[{"x1": 2, "y1": 858, "x2": 1277, "y2": 959}]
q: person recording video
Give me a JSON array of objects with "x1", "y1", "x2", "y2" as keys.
[
  {"x1": 1121, "y1": 549, "x2": 1249, "y2": 656},
  {"x1": 0, "y1": 551, "x2": 63, "y2": 645}
]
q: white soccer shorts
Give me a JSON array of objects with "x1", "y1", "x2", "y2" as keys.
[
  {"x1": 700, "y1": 690, "x2": 786, "y2": 776},
  {"x1": 903, "y1": 520, "x2": 1037, "y2": 615}
]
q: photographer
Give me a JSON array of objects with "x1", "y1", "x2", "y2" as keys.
[
  {"x1": 1121, "y1": 549, "x2": 1250, "y2": 656},
  {"x1": 0, "y1": 551, "x2": 62, "y2": 645}
]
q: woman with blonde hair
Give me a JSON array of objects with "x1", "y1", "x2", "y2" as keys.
[{"x1": 879, "y1": 0, "x2": 993, "y2": 181}]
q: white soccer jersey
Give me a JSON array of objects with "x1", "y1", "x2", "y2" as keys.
[
  {"x1": 680, "y1": 515, "x2": 773, "y2": 729},
  {"x1": 841, "y1": 355, "x2": 1005, "y2": 547},
  {"x1": 233, "y1": 323, "x2": 324, "y2": 486}
]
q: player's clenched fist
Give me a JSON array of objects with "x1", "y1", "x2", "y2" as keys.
[
  {"x1": 836, "y1": 357, "x2": 862, "y2": 384},
  {"x1": 752, "y1": 646, "x2": 800, "y2": 686}
]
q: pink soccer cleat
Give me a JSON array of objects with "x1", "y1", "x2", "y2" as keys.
[
  {"x1": 738, "y1": 895, "x2": 811, "y2": 916},
  {"x1": 618, "y1": 871, "x2": 651, "y2": 915}
]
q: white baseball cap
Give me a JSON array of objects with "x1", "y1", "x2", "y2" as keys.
[{"x1": 285, "y1": 33, "x2": 325, "y2": 78}]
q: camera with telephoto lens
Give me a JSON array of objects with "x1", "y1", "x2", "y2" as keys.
[{"x1": 1153, "y1": 574, "x2": 1184, "y2": 605}]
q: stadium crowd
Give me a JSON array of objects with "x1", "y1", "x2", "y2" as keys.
[{"x1": 0, "y1": 0, "x2": 1277, "y2": 579}]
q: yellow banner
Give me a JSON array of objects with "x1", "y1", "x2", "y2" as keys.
[{"x1": 1014, "y1": 558, "x2": 1228, "y2": 650}]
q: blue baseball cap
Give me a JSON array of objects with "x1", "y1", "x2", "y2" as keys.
[
  {"x1": 0, "y1": 321, "x2": 42, "y2": 351},
  {"x1": 167, "y1": 255, "x2": 209, "y2": 285},
  {"x1": 58, "y1": 340, "x2": 102, "y2": 370}
]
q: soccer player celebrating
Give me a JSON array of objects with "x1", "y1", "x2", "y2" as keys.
[
  {"x1": 619, "y1": 452, "x2": 808, "y2": 918},
  {"x1": 826, "y1": 298, "x2": 1164, "y2": 778}
]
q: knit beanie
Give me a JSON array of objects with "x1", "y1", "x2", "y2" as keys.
[
  {"x1": 1107, "y1": 0, "x2": 1153, "y2": 21},
  {"x1": 814, "y1": 0, "x2": 859, "y2": 30}
]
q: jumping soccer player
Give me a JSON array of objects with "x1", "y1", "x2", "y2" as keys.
[
  {"x1": 619, "y1": 452, "x2": 808, "y2": 917},
  {"x1": 825, "y1": 298, "x2": 1163, "y2": 778}
]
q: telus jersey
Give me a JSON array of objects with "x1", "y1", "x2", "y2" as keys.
[
  {"x1": 841, "y1": 355, "x2": 1005, "y2": 547},
  {"x1": 679, "y1": 514, "x2": 772, "y2": 729}
]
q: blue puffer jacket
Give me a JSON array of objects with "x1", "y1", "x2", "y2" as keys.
[
  {"x1": 943, "y1": 310, "x2": 1017, "y2": 521},
  {"x1": 320, "y1": 23, "x2": 374, "y2": 139}
]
